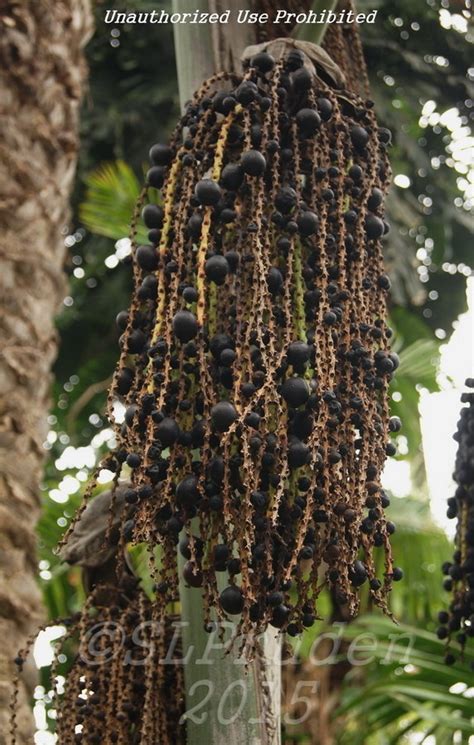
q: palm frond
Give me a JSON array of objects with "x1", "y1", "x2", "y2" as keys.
[
  {"x1": 381, "y1": 498, "x2": 451, "y2": 623},
  {"x1": 396, "y1": 340, "x2": 440, "y2": 390},
  {"x1": 387, "y1": 310, "x2": 441, "y2": 463},
  {"x1": 335, "y1": 616, "x2": 474, "y2": 743},
  {"x1": 79, "y1": 160, "x2": 146, "y2": 242}
]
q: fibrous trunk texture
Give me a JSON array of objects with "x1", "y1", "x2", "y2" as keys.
[{"x1": 0, "y1": 2, "x2": 92, "y2": 741}]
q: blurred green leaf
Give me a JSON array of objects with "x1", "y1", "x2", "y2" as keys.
[{"x1": 80, "y1": 160, "x2": 145, "y2": 241}]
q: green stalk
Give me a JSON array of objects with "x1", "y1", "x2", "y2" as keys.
[
  {"x1": 178, "y1": 546, "x2": 281, "y2": 744},
  {"x1": 172, "y1": 3, "x2": 281, "y2": 743},
  {"x1": 293, "y1": 0, "x2": 340, "y2": 45}
]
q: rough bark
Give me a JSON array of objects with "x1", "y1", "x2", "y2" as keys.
[{"x1": 0, "y1": 2, "x2": 93, "y2": 741}]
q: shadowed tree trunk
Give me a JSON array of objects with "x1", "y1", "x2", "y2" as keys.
[{"x1": 0, "y1": 2, "x2": 93, "y2": 741}]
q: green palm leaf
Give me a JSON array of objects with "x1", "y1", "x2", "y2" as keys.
[
  {"x1": 79, "y1": 159, "x2": 146, "y2": 241},
  {"x1": 336, "y1": 617, "x2": 474, "y2": 743},
  {"x1": 380, "y1": 498, "x2": 451, "y2": 623},
  {"x1": 387, "y1": 309, "x2": 441, "y2": 477}
]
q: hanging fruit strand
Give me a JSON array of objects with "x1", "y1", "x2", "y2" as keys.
[
  {"x1": 79, "y1": 43, "x2": 400, "y2": 639},
  {"x1": 437, "y1": 379, "x2": 474, "y2": 667}
]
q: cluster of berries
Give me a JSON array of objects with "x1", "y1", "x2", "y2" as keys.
[{"x1": 438, "y1": 379, "x2": 474, "y2": 667}]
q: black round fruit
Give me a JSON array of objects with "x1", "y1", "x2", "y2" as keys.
[
  {"x1": 297, "y1": 211, "x2": 318, "y2": 237},
  {"x1": 365, "y1": 213, "x2": 385, "y2": 239},
  {"x1": 147, "y1": 228, "x2": 161, "y2": 246},
  {"x1": 142, "y1": 204, "x2": 164, "y2": 229},
  {"x1": 378, "y1": 274, "x2": 391, "y2": 290},
  {"x1": 187, "y1": 213, "x2": 203, "y2": 239},
  {"x1": 379, "y1": 127, "x2": 392, "y2": 145},
  {"x1": 317, "y1": 97, "x2": 332, "y2": 121},
  {"x1": 179, "y1": 535, "x2": 204, "y2": 560},
  {"x1": 292, "y1": 411, "x2": 314, "y2": 440},
  {"x1": 183, "y1": 286, "x2": 198, "y2": 303},
  {"x1": 275, "y1": 187, "x2": 297, "y2": 214},
  {"x1": 350, "y1": 560, "x2": 368, "y2": 587},
  {"x1": 220, "y1": 206, "x2": 237, "y2": 223},
  {"x1": 267, "y1": 267, "x2": 283, "y2": 295},
  {"x1": 270, "y1": 604, "x2": 290, "y2": 628},
  {"x1": 183, "y1": 561, "x2": 203, "y2": 588},
  {"x1": 250, "y1": 51, "x2": 275, "y2": 73},
  {"x1": 241, "y1": 150, "x2": 266, "y2": 177},
  {"x1": 136, "y1": 244, "x2": 158, "y2": 271},
  {"x1": 287, "y1": 341, "x2": 310, "y2": 366},
  {"x1": 224, "y1": 250, "x2": 239, "y2": 273},
  {"x1": 299, "y1": 545, "x2": 314, "y2": 560},
  {"x1": 296, "y1": 108, "x2": 321, "y2": 137},
  {"x1": 220, "y1": 163, "x2": 244, "y2": 191},
  {"x1": 245, "y1": 411, "x2": 261, "y2": 429},
  {"x1": 323, "y1": 311, "x2": 337, "y2": 326},
  {"x1": 195, "y1": 179, "x2": 221, "y2": 206},
  {"x1": 155, "y1": 417, "x2": 180, "y2": 447},
  {"x1": 220, "y1": 585, "x2": 244, "y2": 615},
  {"x1": 123, "y1": 519, "x2": 135, "y2": 541},
  {"x1": 149, "y1": 143, "x2": 172, "y2": 166},
  {"x1": 148, "y1": 228, "x2": 160, "y2": 245},
  {"x1": 127, "y1": 329, "x2": 146, "y2": 354},
  {"x1": 389, "y1": 416, "x2": 402, "y2": 433},
  {"x1": 210, "y1": 333, "x2": 233, "y2": 359},
  {"x1": 116, "y1": 367, "x2": 134, "y2": 395},
  {"x1": 211, "y1": 401, "x2": 237, "y2": 432},
  {"x1": 267, "y1": 591, "x2": 284, "y2": 607},
  {"x1": 124, "y1": 404, "x2": 138, "y2": 427},
  {"x1": 281, "y1": 378, "x2": 310, "y2": 407},
  {"x1": 350, "y1": 125, "x2": 369, "y2": 150},
  {"x1": 348, "y1": 164, "x2": 363, "y2": 182},
  {"x1": 126, "y1": 453, "x2": 141, "y2": 469},
  {"x1": 251, "y1": 491, "x2": 268, "y2": 510},
  {"x1": 235, "y1": 81, "x2": 258, "y2": 105},
  {"x1": 205, "y1": 255, "x2": 229, "y2": 285},
  {"x1": 116, "y1": 310, "x2": 128, "y2": 331},
  {"x1": 292, "y1": 67, "x2": 312, "y2": 92},
  {"x1": 176, "y1": 474, "x2": 199, "y2": 504},
  {"x1": 367, "y1": 187, "x2": 384, "y2": 211},
  {"x1": 172, "y1": 310, "x2": 198, "y2": 342},
  {"x1": 220, "y1": 210, "x2": 236, "y2": 227},
  {"x1": 138, "y1": 275, "x2": 157, "y2": 300},
  {"x1": 288, "y1": 441, "x2": 310, "y2": 468},
  {"x1": 146, "y1": 166, "x2": 166, "y2": 189},
  {"x1": 220, "y1": 348, "x2": 236, "y2": 366}
]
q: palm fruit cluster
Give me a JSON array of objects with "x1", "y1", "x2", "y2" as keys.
[
  {"x1": 65, "y1": 46, "x2": 399, "y2": 640},
  {"x1": 437, "y1": 379, "x2": 474, "y2": 667},
  {"x1": 10, "y1": 576, "x2": 185, "y2": 745},
  {"x1": 58, "y1": 45, "x2": 401, "y2": 648}
]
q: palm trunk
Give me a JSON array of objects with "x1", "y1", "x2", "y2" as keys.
[{"x1": 0, "y1": 2, "x2": 93, "y2": 742}]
